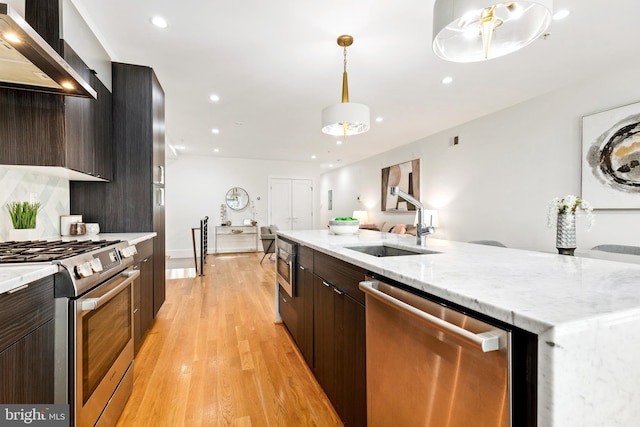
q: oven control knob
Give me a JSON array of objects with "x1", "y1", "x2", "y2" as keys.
[
  {"x1": 75, "y1": 262, "x2": 93, "y2": 279},
  {"x1": 120, "y1": 245, "x2": 138, "y2": 258},
  {"x1": 90, "y1": 258, "x2": 103, "y2": 273}
]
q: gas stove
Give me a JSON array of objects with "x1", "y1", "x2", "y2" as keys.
[
  {"x1": 0, "y1": 239, "x2": 119, "y2": 263},
  {"x1": 0, "y1": 239, "x2": 138, "y2": 297}
]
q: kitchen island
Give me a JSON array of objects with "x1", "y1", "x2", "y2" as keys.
[{"x1": 277, "y1": 229, "x2": 640, "y2": 427}]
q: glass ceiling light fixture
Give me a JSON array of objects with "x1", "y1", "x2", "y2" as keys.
[
  {"x1": 432, "y1": 0, "x2": 553, "y2": 62},
  {"x1": 321, "y1": 35, "x2": 370, "y2": 137}
]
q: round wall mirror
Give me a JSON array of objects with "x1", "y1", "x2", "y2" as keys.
[{"x1": 225, "y1": 187, "x2": 249, "y2": 210}]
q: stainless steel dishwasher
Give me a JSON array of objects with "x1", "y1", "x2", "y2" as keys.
[{"x1": 359, "y1": 277, "x2": 511, "y2": 427}]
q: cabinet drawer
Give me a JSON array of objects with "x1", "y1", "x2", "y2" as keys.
[
  {"x1": 298, "y1": 245, "x2": 314, "y2": 270},
  {"x1": 278, "y1": 285, "x2": 298, "y2": 338},
  {"x1": 314, "y1": 251, "x2": 366, "y2": 305},
  {"x1": 0, "y1": 276, "x2": 54, "y2": 352},
  {"x1": 134, "y1": 238, "x2": 154, "y2": 262}
]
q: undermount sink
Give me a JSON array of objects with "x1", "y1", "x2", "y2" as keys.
[{"x1": 345, "y1": 244, "x2": 440, "y2": 257}]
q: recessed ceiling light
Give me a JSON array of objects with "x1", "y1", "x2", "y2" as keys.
[
  {"x1": 211, "y1": 128, "x2": 220, "y2": 134},
  {"x1": 336, "y1": 140, "x2": 343, "y2": 145},
  {"x1": 209, "y1": 94, "x2": 220, "y2": 102},
  {"x1": 442, "y1": 76, "x2": 453, "y2": 84},
  {"x1": 150, "y1": 16, "x2": 168, "y2": 28},
  {"x1": 214, "y1": 148, "x2": 220, "y2": 153},
  {"x1": 553, "y1": 9, "x2": 571, "y2": 20},
  {"x1": 375, "y1": 117, "x2": 383, "y2": 123},
  {"x1": 329, "y1": 164, "x2": 334, "y2": 168},
  {"x1": 311, "y1": 155, "x2": 317, "y2": 159}
]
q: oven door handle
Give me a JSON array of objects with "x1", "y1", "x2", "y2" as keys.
[{"x1": 80, "y1": 269, "x2": 140, "y2": 312}]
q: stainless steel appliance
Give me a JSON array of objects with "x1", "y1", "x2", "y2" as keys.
[
  {"x1": 276, "y1": 238, "x2": 296, "y2": 297},
  {"x1": 0, "y1": 3, "x2": 96, "y2": 97},
  {"x1": 0, "y1": 239, "x2": 139, "y2": 427},
  {"x1": 359, "y1": 276, "x2": 511, "y2": 427}
]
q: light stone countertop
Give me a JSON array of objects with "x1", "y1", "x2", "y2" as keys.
[
  {"x1": 0, "y1": 264, "x2": 58, "y2": 296},
  {"x1": 277, "y1": 229, "x2": 640, "y2": 427}
]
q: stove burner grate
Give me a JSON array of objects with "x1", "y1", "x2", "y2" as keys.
[{"x1": 0, "y1": 240, "x2": 121, "y2": 263}]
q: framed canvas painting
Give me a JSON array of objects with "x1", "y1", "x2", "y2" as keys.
[
  {"x1": 582, "y1": 101, "x2": 640, "y2": 209},
  {"x1": 381, "y1": 159, "x2": 420, "y2": 212}
]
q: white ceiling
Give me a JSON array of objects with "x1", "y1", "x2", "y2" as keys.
[{"x1": 72, "y1": 0, "x2": 640, "y2": 170}]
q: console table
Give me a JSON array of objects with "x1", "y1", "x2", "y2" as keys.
[{"x1": 214, "y1": 225, "x2": 259, "y2": 253}]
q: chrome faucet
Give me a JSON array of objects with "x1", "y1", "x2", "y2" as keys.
[{"x1": 390, "y1": 186, "x2": 435, "y2": 246}]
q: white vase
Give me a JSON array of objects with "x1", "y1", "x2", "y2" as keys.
[
  {"x1": 8, "y1": 228, "x2": 39, "y2": 241},
  {"x1": 556, "y1": 212, "x2": 576, "y2": 255}
]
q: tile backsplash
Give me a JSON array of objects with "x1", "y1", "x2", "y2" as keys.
[{"x1": 0, "y1": 166, "x2": 70, "y2": 241}]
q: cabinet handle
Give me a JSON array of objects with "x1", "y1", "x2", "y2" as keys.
[
  {"x1": 7, "y1": 284, "x2": 29, "y2": 294},
  {"x1": 322, "y1": 281, "x2": 331, "y2": 287},
  {"x1": 299, "y1": 265, "x2": 305, "y2": 271},
  {"x1": 157, "y1": 188, "x2": 165, "y2": 207},
  {"x1": 142, "y1": 258, "x2": 149, "y2": 263},
  {"x1": 282, "y1": 297, "x2": 288, "y2": 303},
  {"x1": 333, "y1": 288, "x2": 344, "y2": 295}
]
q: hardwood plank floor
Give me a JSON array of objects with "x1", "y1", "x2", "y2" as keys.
[{"x1": 116, "y1": 253, "x2": 342, "y2": 427}]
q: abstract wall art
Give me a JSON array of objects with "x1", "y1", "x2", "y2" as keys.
[
  {"x1": 381, "y1": 159, "x2": 420, "y2": 212},
  {"x1": 582, "y1": 101, "x2": 640, "y2": 208}
]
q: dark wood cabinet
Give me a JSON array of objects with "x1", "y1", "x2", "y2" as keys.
[
  {"x1": 0, "y1": 4, "x2": 112, "y2": 180},
  {"x1": 133, "y1": 238, "x2": 154, "y2": 354},
  {"x1": 61, "y1": 42, "x2": 112, "y2": 180},
  {"x1": 312, "y1": 251, "x2": 367, "y2": 427},
  {"x1": 278, "y1": 244, "x2": 314, "y2": 367},
  {"x1": 277, "y1": 244, "x2": 367, "y2": 426},
  {"x1": 297, "y1": 246, "x2": 314, "y2": 367},
  {"x1": 0, "y1": 276, "x2": 55, "y2": 404},
  {"x1": 71, "y1": 62, "x2": 166, "y2": 319}
]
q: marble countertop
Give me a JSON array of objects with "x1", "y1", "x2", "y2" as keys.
[
  {"x1": 60, "y1": 232, "x2": 156, "y2": 246},
  {"x1": 0, "y1": 264, "x2": 58, "y2": 296},
  {"x1": 0, "y1": 232, "x2": 156, "y2": 295},
  {"x1": 277, "y1": 229, "x2": 640, "y2": 335},
  {"x1": 278, "y1": 229, "x2": 640, "y2": 426}
]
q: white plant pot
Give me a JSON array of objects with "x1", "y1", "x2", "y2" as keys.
[{"x1": 8, "y1": 228, "x2": 39, "y2": 241}]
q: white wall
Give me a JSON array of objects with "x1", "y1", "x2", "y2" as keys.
[
  {"x1": 165, "y1": 155, "x2": 321, "y2": 258},
  {"x1": 0, "y1": 166, "x2": 70, "y2": 240},
  {"x1": 321, "y1": 66, "x2": 640, "y2": 252}
]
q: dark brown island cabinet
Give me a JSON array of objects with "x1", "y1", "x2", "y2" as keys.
[
  {"x1": 0, "y1": 276, "x2": 55, "y2": 403},
  {"x1": 71, "y1": 62, "x2": 166, "y2": 343},
  {"x1": 278, "y1": 240, "x2": 367, "y2": 427}
]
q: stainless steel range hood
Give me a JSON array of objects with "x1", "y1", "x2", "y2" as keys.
[{"x1": 0, "y1": 2, "x2": 96, "y2": 98}]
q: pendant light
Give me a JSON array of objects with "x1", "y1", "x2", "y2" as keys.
[
  {"x1": 432, "y1": 0, "x2": 553, "y2": 63},
  {"x1": 321, "y1": 35, "x2": 370, "y2": 137}
]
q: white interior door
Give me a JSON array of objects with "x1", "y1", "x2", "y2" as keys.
[
  {"x1": 291, "y1": 179, "x2": 313, "y2": 230},
  {"x1": 269, "y1": 178, "x2": 313, "y2": 230}
]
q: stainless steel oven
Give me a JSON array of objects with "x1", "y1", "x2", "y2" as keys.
[
  {"x1": 73, "y1": 267, "x2": 138, "y2": 427},
  {"x1": 0, "y1": 239, "x2": 139, "y2": 427},
  {"x1": 276, "y1": 238, "x2": 296, "y2": 297}
]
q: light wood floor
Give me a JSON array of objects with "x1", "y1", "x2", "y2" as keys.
[{"x1": 116, "y1": 253, "x2": 342, "y2": 427}]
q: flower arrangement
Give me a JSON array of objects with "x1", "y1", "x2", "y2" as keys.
[
  {"x1": 546, "y1": 195, "x2": 594, "y2": 231},
  {"x1": 7, "y1": 201, "x2": 41, "y2": 229}
]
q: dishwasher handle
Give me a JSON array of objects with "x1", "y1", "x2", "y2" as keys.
[{"x1": 359, "y1": 280, "x2": 501, "y2": 353}]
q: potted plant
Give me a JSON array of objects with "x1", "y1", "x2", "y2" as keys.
[{"x1": 7, "y1": 201, "x2": 41, "y2": 241}]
